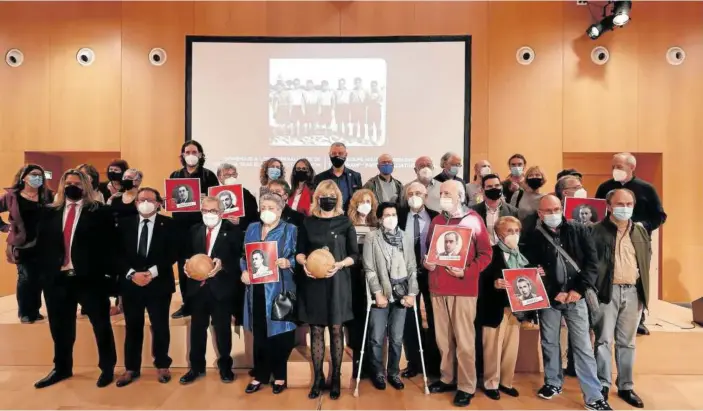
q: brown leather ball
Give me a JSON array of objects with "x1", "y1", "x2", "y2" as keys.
[
  {"x1": 306, "y1": 248, "x2": 336, "y2": 279},
  {"x1": 186, "y1": 254, "x2": 214, "y2": 281}
]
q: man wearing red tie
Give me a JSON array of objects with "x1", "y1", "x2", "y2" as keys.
[
  {"x1": 179, "y1": 196, "x2": 244, "y2": 385},
  {"x1": 34, "y1": 169, "x2": 117, "y2": 389}
]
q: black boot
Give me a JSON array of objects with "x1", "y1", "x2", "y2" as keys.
[
  {"x1": 330, "y1": 376, "x2": 341, "y2": 400},
  {"x1": 308, "y1": 374, "x2": 324, "y2": 399}
]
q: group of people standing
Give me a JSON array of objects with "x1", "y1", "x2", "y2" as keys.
[{"x1": 0, "y1": 141, "x2": 665, "y2": 411}]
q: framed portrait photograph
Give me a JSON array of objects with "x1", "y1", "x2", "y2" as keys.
[
  {"x1": 425, "y1": 225, "x2": 473, "y2": 269},
  {"x1": 208, "y1": 184, "x2": 245, "y2": 218},
  {"x1": 502, "y1": 268, "x2": 550, "y2": 313},
  {"x1": 164, "y1": 178, "x2": 201, "y2": 212},
  {"x1": 245, "y1": 241, "x2": 279, "y2": 285},
  {"x1": 564, "y1": 197, "x2": 608, "y2": 225}
]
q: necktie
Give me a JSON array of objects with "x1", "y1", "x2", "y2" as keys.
[
  {"x1": 138, "y1": 219, "x2": 149, "y2": 259},
  {"x1": 205, "y1": 227, "x2": 213, "y2": 256},
  {"x1": 413, "y1": 214, "x2": 422, "y2": 267},
  {"x1": 63, "y1": 203, "x2": 77, "y2": 266}
]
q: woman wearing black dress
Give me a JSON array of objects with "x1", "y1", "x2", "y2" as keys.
[
  {"x1": 106, "y1": 168, "x2": 141, "y2": 220},
  {"x1": 295, "y1": 180, "x2": 359, "y2": 400}
]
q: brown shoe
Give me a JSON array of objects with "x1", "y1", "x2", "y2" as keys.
[
  {"x1": 157, "y1": 369, "x2": 171, "y2": 384},
  {"x1": 115, "y1": 371, "x2": 140, "y2": 388}
]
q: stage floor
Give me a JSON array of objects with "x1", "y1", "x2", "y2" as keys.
[{"x1": 1, "y1": 366, "x2": 702, "y2": 410}]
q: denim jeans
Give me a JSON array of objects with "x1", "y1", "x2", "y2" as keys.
[
  {"x1": 368, "y1": 302, "x2": 407, "y2": 377},
  {"x1": 594, "y1": 284, "x2": 642, "y2": 390},
  {"x1": 540, "y1": 299, "x2": 603, "y2": 404}
]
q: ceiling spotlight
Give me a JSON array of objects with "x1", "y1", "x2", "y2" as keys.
[
  {"x1": 612, "y1": 1, "x2": 632, "y2": 26},
  {"x1": 587, "y1": 15, "x2": 615, "y2": 40}
]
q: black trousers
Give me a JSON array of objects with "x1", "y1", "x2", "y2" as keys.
[
  {"x1": 16, "y1": 261, "x2": 43, "y2": 318},
  {"x1": 122, "y1": 290, "x2": 172, "y2": 372},
  {"x1": 348, "y1": 261, "x2": 370, "y2": 377},
  {"x1": 252, "y1": 285, "x2": 295, "y2": 382},
  {"x1": 177, "y1": 260, "x2": 189, "y2": 308},
  {"x1": 402, "y1": 272, "x2": 440, "y2": 375},
  {"x1": 189, "y1": 287, "x2": 233, "y2": 372},
  {"x1": 44, "y1": 276, "x2": 116, "y2": 374}
]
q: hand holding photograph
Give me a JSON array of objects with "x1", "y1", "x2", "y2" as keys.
[{"x1": 502, "y1": 268, "x2": 551, "y2": 313}]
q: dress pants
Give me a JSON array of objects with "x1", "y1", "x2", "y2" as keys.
[
  {"x1": 432, "y1": 295, "x2": 478, "y2": 394},
  {"x1": 189, "y1": 287, "x2": 233, "y2": 373},
  {"x1": 252, "y1": 285, "x2": 295, "y2": 382},
  {"x1": 482, "y1": 308, "x2": 520, "y2": 390},
  {"x1": 122, "y1": 290, "x2": 173, "y2": 372},
  {"x1": 402, "y1": 272, "x2": 440, "y2": 375},
  {"x1": 16, "y1": 260, "x2": 43, "y2": 318},
  {"x1": 44, "y1": 276, "x2": 116, "y2": 374}
]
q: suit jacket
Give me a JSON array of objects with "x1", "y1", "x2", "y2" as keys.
[
  {"x1": 115, "y1": 214, "x2": 179, "y2": 295},
  {"x1": 37, "y1": 202, "x2": 115, "y2": 285},
  {"x1": 313, "y1": 167, "x2": 362, "y2": 209},
  {"x1": 397, "y1": 206, "x2": 439, "y2": 231},
  {"x1": 281, "y1": 205, "x2": 305, "y2": 227},
  {"x1": 238, "y1": 187, "x2": 260, "y2": 231},
  {"x1": 185, "y1": 219, "x2": 244, "y2": 301},
  {"x1": 470, "y1": 201, "x2": 519, "y2": 223}
]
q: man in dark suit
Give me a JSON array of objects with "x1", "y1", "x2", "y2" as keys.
[
  {"x1": 113, "y1": 188, "x2": 179, "y2": 387},
  {"x1": 34, "y1": 169, "x2": 117, "y2": 389},
  {"x1": 216, "y1": 162, "x2": 259, "y2": 232},
  {"x1": 265, "y1": 179, "x2": 304, "y2": 227},
  {"x1": 313, "y1": 142, "x2": 362, "y2": 210},
  {"x1": 180, "y1": 196, "x2": 244, "y2": 385},
  {"x1": 397, "y1": 181, "x2": 440, "y2": 378},
  {"x1": 471, "y1": 174, "x2": 519, "y2": 245}
]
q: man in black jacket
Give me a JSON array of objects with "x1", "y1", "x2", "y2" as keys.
[
  {"x1": 34, "y1": 169, "x2": 117, "y2": 389},
  {"x1": 522, "y1": 195, "x2": 611, "y2": 410},
  {"x1": 595, "y1": 153, "x2": 665, "y2": 336},
  {"x1": 114, "y1": 188, "x2": 180, "y2": 387},
  {"x1": 179, "y1": 196, "x2": 244, "y2": 385},
  {"x1": 216, "y1": 162, "x2": 259, "y2": 231},
  {"x1": 397, "y1": 182, "x2": 440, "y2": 378},
  {"x1": 313, "y1": 142, "x2": 362, "y2": 209},
  {"x1": 471, "y1": 174, "x2": 519, "y2": 245}
]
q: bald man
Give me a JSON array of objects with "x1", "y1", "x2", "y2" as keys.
[
  {"x1": 466, "y1": 160, "x2": 492, "y2": 206},
  {"x1": 522, "y1": 195, "x2": 609, "y2": 410},
  {"x1": 363, "y1": 154, "x2": 403, "y2": 205},
  {"x1": 402, "y1": 156, "x2": 441, "y2": 212},
  {"x1": 595, "y1": 153, "x2": 665, "y2": 336}
]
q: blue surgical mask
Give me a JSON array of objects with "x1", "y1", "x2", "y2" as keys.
[
  {"x1": 612, "y1": 207, "x2": 633, "y2": 222},
  {"x1": 510, "y1": 166, "x2": 524, "y2": 177},
  {"x1": 449, "y1": 166, "x2": 461, "y2": 176},
  {"x1": 267, "y1": 167, "x2": 281, "y2": 180},
  {"x1": 542, "y1": 214, "x2": 562, "y2": 228},
  {"x1": 27, "y1": 175, "x2": 43, "y2": 189},
  {"x1": 379, "y1": 164, "x2": 394, "y2": 175}
]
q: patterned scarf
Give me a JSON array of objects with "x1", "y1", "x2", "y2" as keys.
[
  {"x1": 497, "y1": 240, "x2": 529, "y2": 269},
  {"x1": 382, "y1": 227, "x2": 404, "y2": 251}
]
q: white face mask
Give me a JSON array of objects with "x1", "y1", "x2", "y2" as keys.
[
  {"x1": 223, "y1": 177, "x2": 237, "y2": 185},
  {"x1": 184, "y1": 154, "x2": 199, "y2": 167},
  {"x1": 357, "y1": 202, "x2": 372, "y2": 215},
  {"x1": 260, "y1": 210, "x2": 278, "y2": 225},
  {"x1": 202, "y1": 213, "x2": 220, "y2": 228},
  {"x1": 418, "y1": 167, "x2": 433, "y2": 182},
  {"x1": 382, "y1": 216, "x2": 398, "y2": 230},
  {"x1": 440, "y1": 197, "x2": 455, "y2": 212},
  {"x1": 137, "y1": 201, "x2": 156, "y2": 216},
  {"x1": 479, "y1": 166, "x2": 492, "y2": 177},
  {"x1": 408, "y1": 195, "x2": 424, "y2": 209},
  {"x1": 612, "y1": 169, "x2": 628, "y2": 182},
  {"x1": 503, "y1": 233, "x2": 520, "y2": 249},
  {"x1": 573, "y1": 188, "x2": 588, "y2": 199}
]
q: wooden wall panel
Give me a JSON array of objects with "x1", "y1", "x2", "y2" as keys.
[
  {"x1": 340, "y1": 2, "x2": 416, "y2": 36},
  {"x1": 562, "y1": 3, "x2": 639, "y2": 153},
  {"x1": 47, "y1": 2, "x2": 122, "y2": 152},
  {"x1": 121, "y1": 2, "x2": 194, "y2": 190},
  {"x1": 194, "y1": 2, "x2": 266, "y2": 36},
  {"x1": 0, "y1": 3, "x2": 51, "y2": 153},
  {"x1": 267, "y1": 2, "x2": 340, "y2": 36},
  {"x1": 487, "y1": 2, "x2": 564, "y2": 181},
  {"x1": 637, "y1": 2, "x2": 703, "y2": 302}
]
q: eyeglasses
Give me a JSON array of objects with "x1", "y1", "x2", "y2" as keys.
[
  {"x1": 295, "y1": 168, "x2": 309, "y2": 173},
  {"x1": 201, "y1": 209, "x2": 220, "y2": 215}
]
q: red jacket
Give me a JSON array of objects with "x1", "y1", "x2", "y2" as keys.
[
  {"x1": 426, "y1": 209, "x2": 493, "y2": 297},
  {"x1": 288, "y1": 184, "x2": 312, "y2": 216}
]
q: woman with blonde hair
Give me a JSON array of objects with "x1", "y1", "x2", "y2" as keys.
[
  {"x1": 510, "y1": 165, "x2": 547, "y2": 220},
  {"x1": 296, "y1": 180, "x2": 359, "y2": 400},
  {"x1": 345, "y1": 188, "x2": 378, "y2": 378}
]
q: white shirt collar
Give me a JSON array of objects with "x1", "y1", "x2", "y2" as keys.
[
  {"x1": 67, "y1": 199, "x2": 83, "y2": 207},
  {"x1": 140, "y1": 213, "x2": 157, "y2": 224}
]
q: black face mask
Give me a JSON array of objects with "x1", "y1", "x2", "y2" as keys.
[
  {"x1": 319, "y1": 197, "x2": 337, "y2": 212},
  {"x1": 121, "y1": 180, "x2": 135, "y2": 191},
  {"x1": 330, "y1": 156, "x2": 346, "y2": 168},
  {"x1": 484, "y1": 188, "x2": 503, "y2": 201},
  {"x1": 107, "y1": 171, "x2": 123, "y2": 182},
  {"x1": 526, "y1": 178, "x2": 544, "y2": 190},
  {"x1": 64, "y1": 185, "x2": 83, "y2": 201},
  {"x1": 294, "y1": 170, "x2": 309, "y2": 181}
]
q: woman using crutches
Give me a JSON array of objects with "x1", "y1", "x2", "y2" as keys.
[{"x1": 359, "y1": 202, "x2": 418, "y2": 392}]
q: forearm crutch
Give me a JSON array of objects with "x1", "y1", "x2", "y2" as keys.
[
  {"x1": 413, "y1": 303, "x2": 430, "y2": 394},
  {"x1": 353, "y1": 282, "x2": 374, "y2": 397}
]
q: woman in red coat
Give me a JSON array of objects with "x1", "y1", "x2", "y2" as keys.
[{"x1": 287, "y1": 158, "x2": 315, "y2": 216}]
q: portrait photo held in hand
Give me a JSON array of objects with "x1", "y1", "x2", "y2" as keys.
[
  {"x1": 425, "y1": 225, "x2": 472, "y2": 269},
  {"x1": 502, "y1": 268, "x2": 550, "y2": 313},
  {"x1": 164, "y1": 178, "x2": 201, "y2": 212},
  {"x1": 564, "y1": 197, "x2": 607, "y2": 225},
  {"x1": 245, "y1": 242, "x2": 279, "y2": 285},
  {"x1": 208, "y1": 184, "x2": 245, "y2": 218}
]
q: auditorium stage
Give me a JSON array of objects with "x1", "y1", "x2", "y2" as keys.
[{"x1": 0, "y1": 289, "x2": 701, "y2": 409}]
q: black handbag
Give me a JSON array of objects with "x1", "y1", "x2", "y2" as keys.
[{"x1": 271, "y1": 224, "x2": 297, "y2": 322}]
